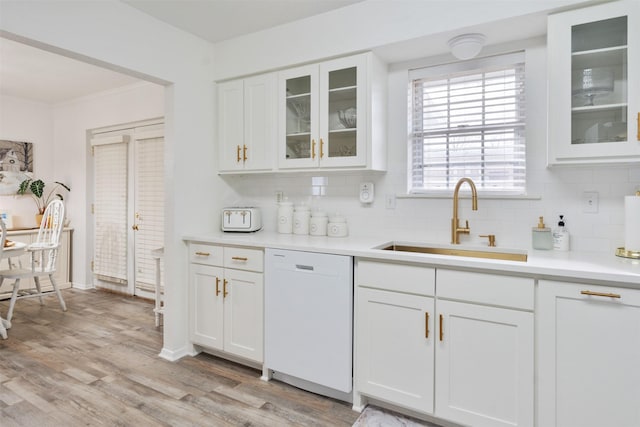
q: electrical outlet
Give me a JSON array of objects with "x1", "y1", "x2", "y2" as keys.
[
  {"x1": 275, "y1": 191, "x2": 284, "y2": 203},
  {"x1": 582, "y1": 191, "x2": 599, "y2": 213},
  {"x1": 385, "y1": 194, "x2": 396, "y2": 209}
]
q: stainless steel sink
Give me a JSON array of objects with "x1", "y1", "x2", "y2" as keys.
[{"x1": 376, "y1": 242, "x2": 528, "y2": 262}]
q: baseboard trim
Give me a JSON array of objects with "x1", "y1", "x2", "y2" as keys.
[{"x1": 159, "y1": 345, "x2": 191, "y2": 361}]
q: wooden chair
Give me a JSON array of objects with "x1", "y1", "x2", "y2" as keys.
[{"x1": 0, "y1": 200, "x2": 68, "y2": 323}]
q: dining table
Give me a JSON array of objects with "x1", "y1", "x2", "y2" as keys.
[{"x1": 0, "y1": 240, "x2": 27, "y2": 339}]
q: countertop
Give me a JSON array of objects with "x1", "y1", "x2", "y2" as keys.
[{"x1": 183, "y1": 231, "x2": 640, "y2": 288}]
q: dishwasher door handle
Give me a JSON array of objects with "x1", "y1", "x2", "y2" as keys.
[{"x1": 295, "y1": 264, "x2": 315, "y2": 271}]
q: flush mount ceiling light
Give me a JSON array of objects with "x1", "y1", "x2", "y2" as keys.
[{"x1": 448, "y1": 33, "x2": 486, "y2": 60}]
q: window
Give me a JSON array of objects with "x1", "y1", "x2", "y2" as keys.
[{"x1": 409, "y1": 52, "x2": 526, "y2": 194}]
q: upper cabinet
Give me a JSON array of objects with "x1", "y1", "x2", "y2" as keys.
[
  {"x1": 217, "y1": 73, "x2": 277, "y2": 172},
  {"x1": 547, "y1": 0, "x2": 640, "y2": 165},
  {"x1": 278, "y1": 52, "x2": 387, "y2": 171}
]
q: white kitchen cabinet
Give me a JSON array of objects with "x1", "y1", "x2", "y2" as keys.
[
  {"x1": 355, "y1": 260, "x2": 436, "y2": 413},
  {"x1": 189, "y1": 243, "x2": 263, "y2": 363},
  {"x1": 355, "y1": 263, "x2": 533, "y2": 427},
  {"x1": 547, "y1": 0, "x2": 640, "y2": 165},
  {"x1": 217, "y1": 73, "x2": 277, "y2": 172},
  {"x1": 278, "y1": 52, "x2": 386, "y2": 171},
  {"x1": 538, "y1": 280, "x2": 640, "y2": 427},
  {"x1": 1, "y1": 228, "x2": 72, "y2": 298},
  {"x1": 435, "y1": 270, "x2": 534, "y2": 427}
]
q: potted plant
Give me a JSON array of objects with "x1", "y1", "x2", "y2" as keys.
[{"x1": 17, "y1": 178, "x2": 70, "y2": 225}]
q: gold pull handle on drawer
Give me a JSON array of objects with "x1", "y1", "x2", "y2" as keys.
[
  {"x1": 439, "y1": 314, "x2": 444, "y2": 342},
  {"x1": 215, "y1": 277, "x2": 221, "y2": 296},
  {"x1": 231, "y1": 256, "x2": 248, "y2": 261},
  {"x1": 195, "y1": 251, "x2": 210, "y2": 257},
  {"x1": 425, "y1": 312, "x2": 430, "y2": 339},
  {"x1": 581, "y1": 290, "x2": 621, "y2": 299},
  {"x1": 236, "y1": 145, "x2": 241, "y2": 163},
  {"x1": 243, "y1": 144, "x2": 248, "y2": 161},
  {"x1": 223, "y1": 279, "x2": 228, "y2": 298}
]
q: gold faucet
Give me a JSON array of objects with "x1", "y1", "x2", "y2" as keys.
[{"x1": 451, "y1": 177, "x2": 478, "y2": 244}]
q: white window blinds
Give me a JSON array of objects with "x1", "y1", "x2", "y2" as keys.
[
  {"x1": 134, "y1": 132, "x2": 164, "y2": 292},
  {"x1": 409, "y1": 52, "x2": 526, "y2": 194},
  {"x1": 92, "y1": 135, "x2": 129, "y2": 285}
]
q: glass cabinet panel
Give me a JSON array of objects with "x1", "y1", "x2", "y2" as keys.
[
  {"x1": 285, "y1": 75, "x2": 312, "y2": 160},
  {"x1": 571, "y1": 16, "x2": 628, "y2": 145},
  {"x1": 327, "y1": 67, "x2": 358, "y2": 159}
]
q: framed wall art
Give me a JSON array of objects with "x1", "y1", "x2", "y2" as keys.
[{"x1": 0, "y1": 140, "x2": 34, "y2": 195}]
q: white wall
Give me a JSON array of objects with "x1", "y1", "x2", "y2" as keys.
[
  {"x1": 215, "y1": 6, "x2": 640, "y2": 255},
  {"x1": 0, "y1": 94, "x2": 54, "y2": 226},
  {"x1": 1, "y1": 0, "x2": 217, "y2": 360}
]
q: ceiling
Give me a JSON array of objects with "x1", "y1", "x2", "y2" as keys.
[{"x1": 0, "y1": 0, "x2": 363, "y2": 104}]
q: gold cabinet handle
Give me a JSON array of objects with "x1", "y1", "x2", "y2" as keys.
[
  {"x1": 132, "y1": 224, "x2": 139, "y2": 231},
  {"x1": 195, "y1": 251, "x2": 210, "y2": 257},
  {"x1": 581, "y1": 290, "x2": 621, "y2": 299},
  {"x1": 236, "y1": 145, "x2": 241, "y2": 162},
  {"x1": 215, "y1": 277, "x2": 221, "y2": 296},
  {"x1": 223, "y1": 279, "x2": 228, "y2": 298},
  {"x1": 439, "y1": 314, "x2": 444, "y2": 341},
  {"x1": 425, "y1": 312, "x2": 430, "y2": 339},
  {"x1": 311, "y1": 139, "x2": 316, "y2": 159},
  {"x1": 319, "y1": 138, "x2": 324, "y2": 158},
  {"x1": 243, "y1": 144, "x2": 248, "y2": 161},
  {"x1": 231, "y1": 256, "x2": 248, "y2": 261}
]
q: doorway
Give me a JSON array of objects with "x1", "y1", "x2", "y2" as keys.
[{"x1": 90, "y1": 119, "x2": 164, "y2": 298}]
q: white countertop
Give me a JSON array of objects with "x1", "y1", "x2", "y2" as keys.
[{"x1": 184, "y1": 231, "x2": 640, "y2": 288}]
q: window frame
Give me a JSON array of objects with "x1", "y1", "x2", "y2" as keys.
[{"x1": 408, "y1": 51, "x2": 527, "y2": 196}]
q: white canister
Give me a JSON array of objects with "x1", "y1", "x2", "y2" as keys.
[
  {"x1": 327, "y1": 215, "x2": 348, "y2": 237},
  {"x1": 277, "y1": 201, "x2": 294, "y2": 234},
  {"x1": 310, "y1": 211, "x2": 328, "y2": 236},
  {"x1": 293, "y1": 204, "x2": 311, "y2": 235}
]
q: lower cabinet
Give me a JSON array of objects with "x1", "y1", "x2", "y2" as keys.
[
  {"x1": 357, "y1": 287, "x2": 435, "y2": 413},
  {"x1": 537, "y1": 280, "x2": 640, "y2": 427},
  {"x1": 435, "y1": 299, "x2": 534, "y2": 427},
  {"x1": 189, "y1": 243, "x2": 263, "y2": 363},
  {"x1": 355, "y1": 261, "x2": 534, "y2": 427}
]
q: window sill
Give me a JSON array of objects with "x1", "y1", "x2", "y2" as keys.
[{"x1": 398, "y1": 193, "x2": 541, "y2": 200}]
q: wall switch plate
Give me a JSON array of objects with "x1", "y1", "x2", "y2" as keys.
[
  {"x1": 360, "y1": 182, "x2": 374, "y2": 204},
  {"x1": 385, "y1": 194, "x2": 396, "y2": 209},
  {"x1": 582, "y1": 191, "x2": 599, "y2": 213}
]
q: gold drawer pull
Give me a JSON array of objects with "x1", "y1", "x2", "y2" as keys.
[
  {"x1": 243, "y1": 144, "x2": 248, "y2": 161},
  {"x1": 236, "y1": 145, "x2": 241, "y2": 163},
  {"x1": 195, "y1": 251, "x2": 210, "y2": 256},
  {"x1": 231, "y1": 256, "x2": 248, "y2": 261},
  {"x1": 215, "y1": 277, "x2": 221, "y2": 296},
  {"x1": 581, "y1": 290, "x2": 621, "y2": 299},
  {"x1": 223, "y1": 279, "x2": 228, "y2": 298},
  {"x1": 425, "y1": 312, "x2": 430, "y2": 339},
  {"x1": 439, "y1": 314, "x2": 444, "y2": 342}
]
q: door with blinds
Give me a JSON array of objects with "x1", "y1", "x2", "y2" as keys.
[{"x1": 90, "y1": 121, "x2": 164, "y2": 299}]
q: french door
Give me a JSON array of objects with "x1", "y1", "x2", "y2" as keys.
[{"x1": 90, "y1": 120, "x2": 164, "y2": 298}]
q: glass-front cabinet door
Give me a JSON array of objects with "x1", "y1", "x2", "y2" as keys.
[
  {"x1": 279, "y1": 64, "x2": 318, "y2": 169},
  {"x1": 548, "y1": 0, "x2": 640, "y2": 165},
  {"x1": 278, "y1": 55, "x2": 366, "y2": 169}
]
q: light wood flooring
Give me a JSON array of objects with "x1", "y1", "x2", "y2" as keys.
[{"x1": 0, "y1": 289, "x2": 359, "y2": 426}]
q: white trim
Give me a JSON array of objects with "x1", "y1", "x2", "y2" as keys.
[{"x1": 90, "y1": 134, "x2": 130, "y2": 146}]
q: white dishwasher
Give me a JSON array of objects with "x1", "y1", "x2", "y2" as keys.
[{"x1": 264, "y1": 248, "x2": 353, "y2": 398}]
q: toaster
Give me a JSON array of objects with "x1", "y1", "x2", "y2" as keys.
[{"x1": 221, "y1": 207, "x2": 262, "y2": 232}]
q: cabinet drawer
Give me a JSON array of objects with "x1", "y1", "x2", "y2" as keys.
[
  {"x1": 356, "y1": 259, "x2": 435, "y2": 296},
  {"x1": 437, "y1": 269, "x2": 534, "y2": 310},
  {"x1": 224, "y1": 247, "x2": 263, "y2": 272},
  {"x1": 189, "y1": 243, "x2": 223, "y2": 266}
]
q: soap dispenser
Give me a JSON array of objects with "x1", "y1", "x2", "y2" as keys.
[
  {"x1": 532, "y1": 216, "x2": 553, "y2": 250},
  {"x1": 553, "y1": 215, "x2": 570, "y2": 251}
]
